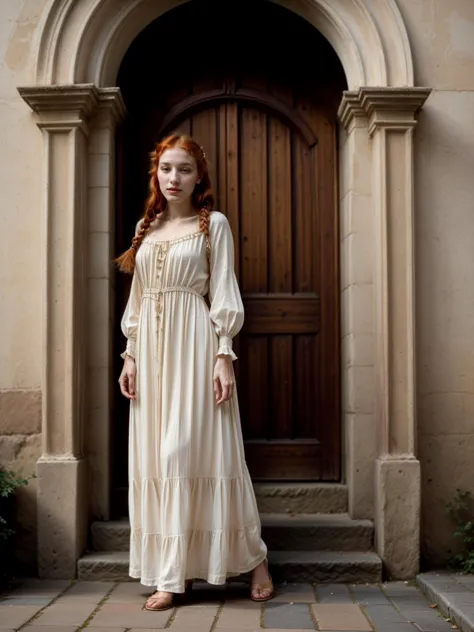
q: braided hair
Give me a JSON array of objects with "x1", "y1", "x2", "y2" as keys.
[{"x1": 115, "y1": 132, "x2": 214, "y2": 274}]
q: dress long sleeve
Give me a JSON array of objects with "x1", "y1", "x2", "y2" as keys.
[
  {"x1": 208, "y1": 212, "x2": 244, "y2": 361},
  {"x1": 120, "y1": 271, "x2": 142, "y2": 360},
  {"x1": 120, "y1": 220, "x2": 143, "y2": 360}
]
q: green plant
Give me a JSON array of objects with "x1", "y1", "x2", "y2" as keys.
[
  {"x1": 0, "y1": 468, "x2": 30, "y2": 541},
  {"x1": 445, "y1": 488, "x2": 474, "y2": 574}
]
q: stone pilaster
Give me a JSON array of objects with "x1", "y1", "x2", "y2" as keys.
[
  {"x1": 340, "y1": 87, "x2": 431, "y2": 578},
  {"x1": 17, "y1": 84, "x2": 113, "y2": 577},
  {"x1": 86, "y1": 89, "x2": 126, "y2": 521}
]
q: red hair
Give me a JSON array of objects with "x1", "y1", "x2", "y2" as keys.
[{"x1": 115, "y1": 132, "x2": 214, "y2": 274}]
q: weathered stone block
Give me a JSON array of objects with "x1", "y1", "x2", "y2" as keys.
[{"x1": 0, "y1": 390, "x2": 41, "y2": 435}]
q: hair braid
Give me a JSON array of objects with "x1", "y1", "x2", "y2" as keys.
[{"x1": 199, "y1": 205, "x2": 211, "y2": 262}]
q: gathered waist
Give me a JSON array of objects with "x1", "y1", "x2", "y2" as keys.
[{"x1": 141, "y1": 286, "x2": 206, "y2": 301}]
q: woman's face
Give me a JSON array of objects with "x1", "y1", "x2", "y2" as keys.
[{"x1": 158, "y1": 147, "x2": 200, "y2": 204}]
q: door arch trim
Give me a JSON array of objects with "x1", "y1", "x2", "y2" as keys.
[{"x1": 157, "y1": 87, "x2": 318, "y2": 147}]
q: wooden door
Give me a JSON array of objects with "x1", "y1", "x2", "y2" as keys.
[
  {"x1": 117, "y1": 93, "x2": 339, "y2": 484},
  {"x1": 175, "y1": 96, "x2": 339, "y2": 481}
]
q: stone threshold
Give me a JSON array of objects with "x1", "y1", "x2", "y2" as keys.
[{"x1": 417, "y1": 571, "x2": 474, "y2": 632}]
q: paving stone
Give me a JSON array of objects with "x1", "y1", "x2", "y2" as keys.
[
  {"x1": 311, "y1": 604, "x2": 371, "y2": 630},
  {"x1": 363, "y1": 604, "x2": 409, "y2": 628},
  {"x1": 213, "y1": 628, "x2": 263, "y2": 632},
  {"x1": 30, "y1": 602, "x2": 97, "y2": 627},
  {"x1": 406, "y1": 611, "x2": 454, "y2": 631},
  {"x1": 217, "y1": 604, "x2": 263, "y2": 628},
  {"x1": 456, "y1": 575, "x2": 474, "y2": 588},
  {"x1": 89, "y1": 602, "x2": 171, "y2": 628},
  {"x1": 4, "y1": 580, "x2": 71, "y2": 598},
  {"x1": 22, "y1": 627, "x2": 78, "y2": 632},
  {"x1": 58, "y1": 581, "x2": 115, "y2": 603},
  {"x1": 0, "y1": 597, "x2": 53, "y2": 606},
  {"x1": 173, "y1": 604, "x2": 219, "y2": 628},
  {"x1": 316, "y1": 585, "x2": 353, "y2": 604},
  {"x1": 264, "y1": 603, "x2": 314, "y2": 629},
  {"x1": 273, "y1": 583, "x2": 315, "y2": 603},
  {"x1": 106, "y1": 582, "x2": 151, "y2": 603},
  {"x1": 393, "y1": 603, "x2": 453, "y2": 631},
  {"x1": 383, "y1": 582, "x2": 420, "y2": 596},
  {"x1": 0, "y1": 605, "x2": 41, "y2": 628},
  {"x1": 369, "y1": 625, "x2": 420, "y2": 632},
  {"x1": 167, "y1": 625, "x2": 215, "y2": 632},
  {"x1": 350, "y1": 585, "x2": 390, "y2": 606},
  {"x1": 86, "y1": 628, "x2": 126, "y2": 632}
]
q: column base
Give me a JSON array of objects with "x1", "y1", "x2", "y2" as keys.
[
  {"x1": 37, "y1": 456, "x2": 88, "y2": 578},
  {"x1": 375, "y1": 457, "x2": 420, "y2": 579}
]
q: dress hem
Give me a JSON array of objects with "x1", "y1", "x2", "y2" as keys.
[{"x1": 129, "y1": 551, "x2": 267, "y2": 592}]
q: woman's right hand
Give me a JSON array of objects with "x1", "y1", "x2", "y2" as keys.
[{"x1": 119, "y1": 356, "x2": 137, "y2": 400}]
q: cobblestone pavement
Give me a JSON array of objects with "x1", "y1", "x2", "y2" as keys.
[{"x1": 0, "y1": 579, "x2": 459, "y2": 631}]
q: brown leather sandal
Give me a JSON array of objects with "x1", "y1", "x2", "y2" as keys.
[
  {"x1": 144, "y1": 590, "x2": 174, "y2": 611},
  {"x1": 250, "y1": 561, "x2": 275, "y2": 602}
]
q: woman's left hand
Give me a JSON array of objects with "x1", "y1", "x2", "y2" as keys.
[{"x1": 213, "y1": 356, "x2": 235, "y2": 405}]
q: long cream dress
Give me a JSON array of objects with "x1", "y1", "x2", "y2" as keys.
[{"x1": 120, "y1": 211, "x2": 267, "y2": 592}]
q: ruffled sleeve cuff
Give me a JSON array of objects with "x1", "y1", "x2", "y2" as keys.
[
  {"x1": 217, "y1": 335, "x2": 238, "y2": 361},
  {"x1": 120, "y1": 339, "x2": 136, "y2": 360}
]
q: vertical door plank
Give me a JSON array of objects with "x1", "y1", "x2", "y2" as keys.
[
  {"x1": 241, "y1": 335, "x2": 269, "y2": 440},
  {"x1": 270, "y1": 335, "x2": 293, "y2": 439},
  {"x1": 294, "y1": 334, "x2": 321, "y2": 441},
  {"x1": 192, "y1": 108, "x2": 218, "y2": 196},
  {"x1": 225, "y1": 103, "x2": 240, "y2": 276},
  {"x1": 217, "y1": 104, "x2": 228, "y2": 215},
  {"x1": 315, "y1": 118, "x2": 340, "y2": 480},
  {"x1": 224, "y1": 103, "x2": 241, "y2": 364},
  {"x1": 268, "y1": 118, "x2": 292, "y2": 293},
  {"x1": 240, "y1": 108, "x2": 268, "y2": 293},
  {"x1": 292, "y1": 135, "x2": 316, "y2": 293}
]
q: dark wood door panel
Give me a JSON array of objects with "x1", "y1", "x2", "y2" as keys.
[{"x1": 242, "y1": 295, "x2": 320, "y2": 334}]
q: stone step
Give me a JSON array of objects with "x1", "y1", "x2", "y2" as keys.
[
  {"x1": 261, "y1": 513, "x2": 373, "y2": 551},
  {"x1": 78, "y1": 550, "x2": 382, "y2": 583},
  {"x1": 91, "y1": 514, "x2": 373, "y2": 553},
  {"x1": 254, "y1": 483, "x2": 348, "y2": 514},
  {"x1": 113, "y1": 483, "x2": 349, "y2": 518}
]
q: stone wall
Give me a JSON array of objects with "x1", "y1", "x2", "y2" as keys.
[
  {"x1": 0, "y1": 391, "x2": 41, "y2": 571},
  {"x1": 0, "y1": 0, "x2": 46, "y2": 573},
  {"x1": 396, "y1": 0, "x2": 474, "y2": 566}
]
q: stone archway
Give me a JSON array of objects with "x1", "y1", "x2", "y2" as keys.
[{"x1": 19, "y1": 0, "x2": 430, "y2": 579}]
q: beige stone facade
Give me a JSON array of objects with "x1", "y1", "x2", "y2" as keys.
[{"x1": 0, "y1": 0, "x2": 473, "y2": 578}]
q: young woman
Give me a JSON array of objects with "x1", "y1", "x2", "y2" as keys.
[{"x1": 116, "y1": 133, "x2": 274, "y2": 611}]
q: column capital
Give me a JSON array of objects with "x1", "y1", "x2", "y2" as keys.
[
  {"x1": 96, "y1": 87, "x2": 127, "y2": 126},
  {"x1": 338, "y1": 87, "x2": 431, "y2": 134},
  {"x1": 18, "y1": 84, "x2": 99, "y2": 134},
  {"x1": 17, "y1": 84, "x2": 127, "y2": 133}
]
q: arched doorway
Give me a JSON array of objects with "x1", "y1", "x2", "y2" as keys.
[
  {"x1": 20, "y1": 0, "x2": 430, "y2": 579},
  {"x1": 113, "y1": 0, "x2": 347, "y2": 516}
]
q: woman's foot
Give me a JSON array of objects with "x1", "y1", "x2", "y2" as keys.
[
  {"x1": 250, "y1": 559, "x2": 275, "y2": 602},
  {"x1": 144, "y1": 590, "x2": 174, "y2": 611}
]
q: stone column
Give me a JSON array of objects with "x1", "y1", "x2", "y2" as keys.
[
  {"x1": 340, "y1": 87, "x2": 431, "y2": 578},
  {"x1": 367, "y1": 88, "x2": 431, "y2": 578},
  {"x1": 86, "y1": 89, "x2": 126, "y2": 520},
  {"x1": 337, "y1": 95, "x2": 376, "y2": 520},
  {"x1": 18, "y1": 85, "x2": 100, "y2": 577}
]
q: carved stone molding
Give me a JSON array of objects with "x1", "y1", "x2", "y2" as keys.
[
  {"x1": 18, "y1": 84, "x2": 126, "y2": 132},
  {"x1": 338, "y1": 87, "x2": 431, "y2": 134}
]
